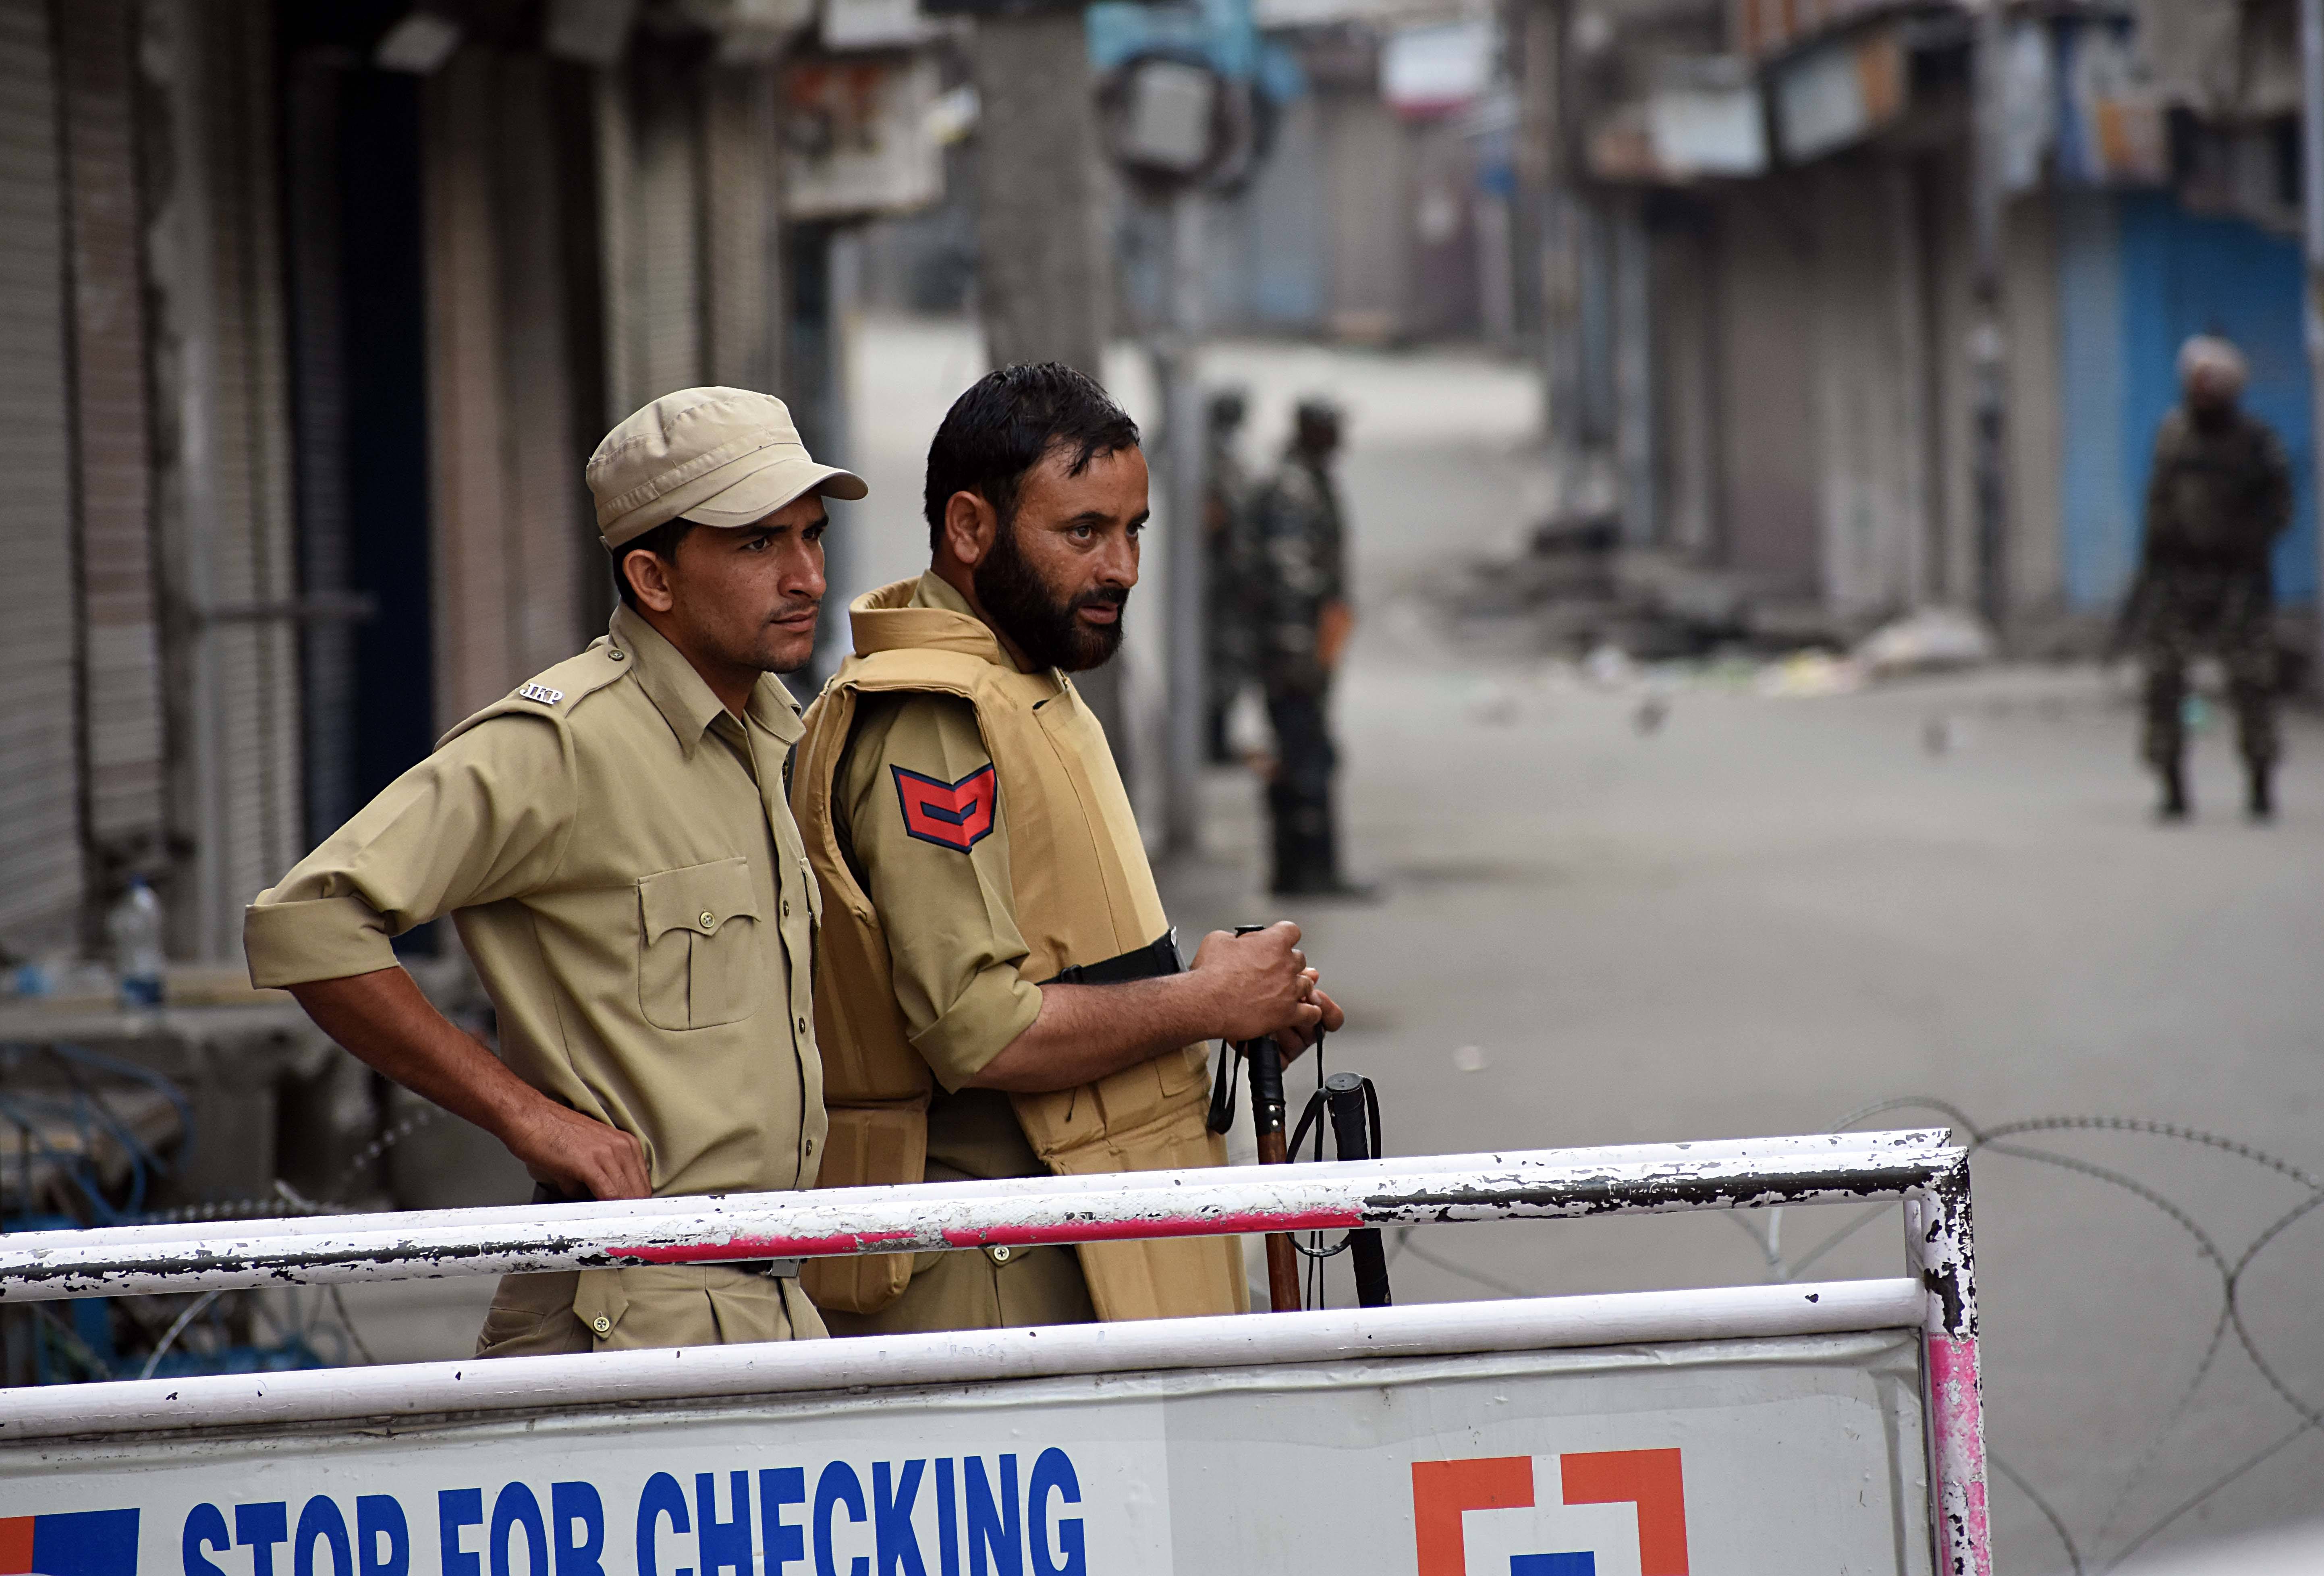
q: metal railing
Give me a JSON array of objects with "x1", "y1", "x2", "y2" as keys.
[{"x1": 0, "y1": 1129, "x2": 1985, "y2": 1576}]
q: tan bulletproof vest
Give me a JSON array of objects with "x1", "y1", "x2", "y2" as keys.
[{"x1": 792, "y1": 579, "x2": 1245, "y2": 1321}]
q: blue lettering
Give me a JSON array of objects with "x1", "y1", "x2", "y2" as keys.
[
  {"x1": 874, "y1": 1462, "x2": 926, "y2": 1576},
  {"x1": 813, "y1": 1462, "x2": 868, "y2": 1576},
  {"x1": 440, "y1": 1490, "x2": 485, "y2": 1576},
  {"x1": 964, "y1": 1459, "x2": 1019, "y2": 1576},
  {"x1": 182, "y1": 1505, "x2": 232, "y2": 1576},
  {"x1": 637, "y1": 1473, "x2": 691, "y2": 1576},
  {"x1": 695, "y1": 1474, "x2": 751, "y2": 1576},
  {"x1": 1025, "y1": 1452, "x2": 1081, "y2": 1576},
  {"x1": 237, "y1": 1503, "x2": 291, "y2": 1576},
  {"x1": 550, "y1": 1484, "x2": 606, "y2": 1576},
  {"x1": 357, "y1": 1498, "x2": 409, "y2": 1576},
  {"x1": 492, "y1": 1486, "x2": 548, "y2": 1576},
  {"x1": 758, "y1": 1468, "x2": 806, "y2": 1576},
  {"x1": 933, "y1": 1462, "x2": 958, "y2": 1576},
  {"x1": 295, "y1": 1498, "x2": 353, "y2": 1576}
]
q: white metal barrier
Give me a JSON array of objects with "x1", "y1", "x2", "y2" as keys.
[{"x1": 0, "y1": 1130, "x2": 1988, "y2": 1576}]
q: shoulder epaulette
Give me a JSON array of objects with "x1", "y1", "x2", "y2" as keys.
[{"x1": 436, "y1": 640, "x2": 633, "y2": 749}]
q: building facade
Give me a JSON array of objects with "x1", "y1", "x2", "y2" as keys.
[
  {"x1": 0, "y1": 0, "x2": 891, "y2": 970},
  {"x1": 1548, "y1": 0, "x2": 2315, "y2": 649}
]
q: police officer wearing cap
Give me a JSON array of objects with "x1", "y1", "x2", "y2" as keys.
[{"x1": 245, "y1": 388, "x2": 865, "y2": 1356}]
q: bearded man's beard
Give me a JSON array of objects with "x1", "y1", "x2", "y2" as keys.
[{"x1": 974, "y1": 519, "x2": 1127, "y2": 672}]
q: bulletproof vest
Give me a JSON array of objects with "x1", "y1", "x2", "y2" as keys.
[
  {"x1": 2147, "y1": 410, "x2": 2283, "y2": 569},
  {"x1": 790, "y1": 579, "x2": 1244, "y2": 1321}
]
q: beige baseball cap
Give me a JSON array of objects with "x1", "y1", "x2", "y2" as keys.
[{"x1": 588, "y1": 387, "x2": 867, "y2": 550}]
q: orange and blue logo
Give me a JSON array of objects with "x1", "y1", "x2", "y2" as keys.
[
  {"x1": 0, "y1": 1511, "x2": 139, "y2": 1576},
  {"x1": 1413, "y1": 1451, "x2": 1687, "y2": 1576}
]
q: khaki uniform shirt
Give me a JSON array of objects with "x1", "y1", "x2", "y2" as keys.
[
  {"x1": 245, "y1": 604, "x2": 827, "y2": 1203},
  {"x1": 833, "y1": 574, "x2": 1046, "y2": 1185}
]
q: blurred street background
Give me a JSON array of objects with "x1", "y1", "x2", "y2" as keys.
[{"x1": 2, "y1": 0, "x2": 2322, "y2": 1569}]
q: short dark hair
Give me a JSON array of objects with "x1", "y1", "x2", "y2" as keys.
[
  {"x1": 923, "y1": 363, "x2": 1140, "y2": 550},
  {"x1": 609, "y1": 515, "x2": 702, "y2": 609}
]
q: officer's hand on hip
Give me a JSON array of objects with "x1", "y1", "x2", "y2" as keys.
[
  {"x1": 1191, "y1": 922, "x2": 1323, "y2": 1044},
  {"x1": 503, "y1": 1098, "x2": 653, "y2": 1201}
]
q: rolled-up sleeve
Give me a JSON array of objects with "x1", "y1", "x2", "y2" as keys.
[
  {"x1": 837, "y1": 694, "x2": 1043, "y2": 1091},
  {"x1": 245, "y1": 715, "x2": 574, "y2": 989}
]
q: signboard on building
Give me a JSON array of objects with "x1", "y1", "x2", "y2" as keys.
[
  {"x1": 1771, "y1": 27, "x2": 1906, "y2": 164},
  {"x1": 780, "y1": 54, "x2": 943, "y2": 221},
  {"x1": 4, "y1": 1328, "x2": 1931, "y2": 1575}
]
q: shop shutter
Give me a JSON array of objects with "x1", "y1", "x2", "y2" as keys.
[
  {"x1": 58, "y1": 0, "x2": 166, "y2": 878},
  {"x1": 0, "y1": 0, "x2": 86, "y2": 958},
  {"x1": 184, "y1": 4, "x2": 302, "y2": 955}
]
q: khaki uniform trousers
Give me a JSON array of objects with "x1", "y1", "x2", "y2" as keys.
[
  {"x1": 476, "y1": 1264, "x2": 828, "y2": 1357},
  {"x1": 820, "y1": 1242, "x2": 1096, "y2": 1338}
]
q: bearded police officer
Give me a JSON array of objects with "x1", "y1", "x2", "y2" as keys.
[
  {"x1": 791, "y1": 364, "x2": 1344, "y2": 1335},
  {"x1": 2123, "y1": 336, "x2": 2293, "y2": 821},
  {"x1": 245, "y1": 388, "x2": 864, "y2": 1355}
]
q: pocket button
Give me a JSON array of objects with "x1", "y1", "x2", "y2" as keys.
[
  {"x1": 591, "y1": 1314, "x2": 612, "y2": 1335},
  {"x1": 699, "y1": 911, "x2": 715, "y2": 930}
]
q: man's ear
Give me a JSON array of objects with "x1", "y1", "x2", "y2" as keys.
[
  {"x1": 622, "y1": 547, "x2": 678, "y2": 614},
  {"x1": 942, "y1": 489, "x2": 999, "y2": 569}
]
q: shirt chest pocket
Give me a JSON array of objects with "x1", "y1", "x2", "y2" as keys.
[{"x1": 637, "y1": 858, "x2": 765, "y2": 1031}]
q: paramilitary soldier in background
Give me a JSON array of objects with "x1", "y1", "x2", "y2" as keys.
[
  {"x1": 1251, "y1": 398, "x2": 1364, "y2": 896},
  {"x1": 2123, "y1": 336, "x2": 2291, "y2": 822},
  {"x1": 1204, "y1": 387, "x2": 1256, "y2": 763},
  {"x1": 793, "y1": 363, "x2": 1343, "y2": 1334},
  {"x1": 246, "y1": 388, "x2": 865, "y2": 1354}
]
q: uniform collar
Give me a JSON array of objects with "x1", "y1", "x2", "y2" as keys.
[
  {"x1": 848, "y1": 572, "x2": 1039, "y2": 674},
  {"x1": 610, "y1": 604, "x2": 803, "y2": 757}
]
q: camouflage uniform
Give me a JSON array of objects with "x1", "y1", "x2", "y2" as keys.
[
  {"x1": 2127, "y1": 405, "x2": 2291, "y2": 778},
  {"x1": 1204, "y1": 405, "x2": 1257, "y2": 760},
  {"x1": 1250, "y1": 446, "x2": 1349, "y2": 893}
]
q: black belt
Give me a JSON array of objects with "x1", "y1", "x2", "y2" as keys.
[{"x1": 1042, "y1": 929, "x2": 1181, "y2": 987}]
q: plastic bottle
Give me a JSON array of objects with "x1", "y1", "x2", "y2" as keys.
[{"x1": 106, "y1": 876, "x2": 166, "y2": 1008}]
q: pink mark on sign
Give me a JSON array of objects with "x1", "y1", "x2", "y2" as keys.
[{"x1": 1926, "y1": 1332, "x2": 1992, "y2": 1576}]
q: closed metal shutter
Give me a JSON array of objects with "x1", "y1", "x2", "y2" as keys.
[
  {"x1": 200, "y1": 7, "x2": 303, "y2": 953},
  {"x1": 58, "y1": 0, "x2": 165, "y2": 881},
  {"x1": 423, "y1": 50, "x2": 592, "y2": 731},
  {"x1": 151, "y1": 1, "x2": 302, "y2": 958},
  {"x1": 0, "y1": 0, "x2": 86, "y2": 958}
]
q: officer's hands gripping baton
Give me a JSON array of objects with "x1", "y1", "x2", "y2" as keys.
[{"x1": 1205, "y1": 924, "x2": 1304, "y2": 1313}]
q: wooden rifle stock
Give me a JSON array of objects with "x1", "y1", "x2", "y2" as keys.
[{"x1": 1244, "y1": 1034, "x2": 1301, "y2": 1311}]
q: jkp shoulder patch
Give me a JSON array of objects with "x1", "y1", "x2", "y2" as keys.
[
  {"x1": 516, "y1": 682, "x2": 564, "y2": 705},
  {"x1": 892, "y1": 763, "x2": 996, "y2": 852}
]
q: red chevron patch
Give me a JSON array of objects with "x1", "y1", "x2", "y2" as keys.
[{"x1": 892, "y1": 763, "x2": 997, "y2": 852}]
